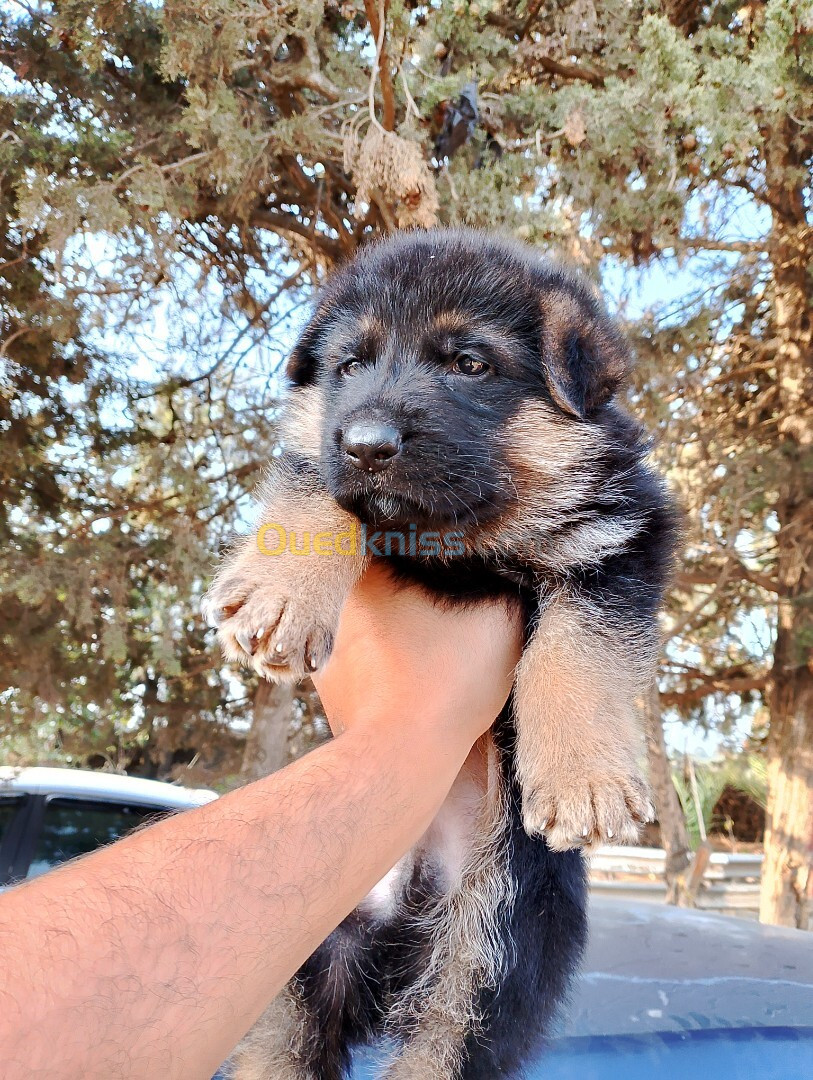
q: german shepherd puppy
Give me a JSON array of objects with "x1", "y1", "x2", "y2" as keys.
[{"x1": 204, "y1": 229, "x2": 677, "y2": 1079}]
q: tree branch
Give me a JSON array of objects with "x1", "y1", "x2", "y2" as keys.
[
  {"x1": 364, "y1": 0, "x2": 396, "y2": 130},
  {"x1": 264, "y1": 33, "x2": 344, "y2": 103},
  {"x1": 677, "y1": 561, "x2": 782, "y2": 596},
  {"x1": 525, "y1": 53, "x2": 606, "y2": 87},
  {"x1": 519, "y1": 0, "x2": 545, "y2": 41},
  {"x1": 248, "y1": 209, "x2": 344, "y2": 262},
  {"x1": 661, "y1": 674, "x2": 768, "y2": 709}
]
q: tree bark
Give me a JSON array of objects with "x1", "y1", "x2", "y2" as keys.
[
  {"x1": 643, "y1": 684, "x2": 692, "y2": 901},
  {"x1": 240, "y1": 680, "x2": 295, "y2": 782},
  {"x1": 760, "y1": 127, "x2": 813, "y2": 929}
]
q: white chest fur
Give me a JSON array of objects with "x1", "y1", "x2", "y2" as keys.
[{"x1": 358, "y1": 744, "x2": 488, "y2": 921}]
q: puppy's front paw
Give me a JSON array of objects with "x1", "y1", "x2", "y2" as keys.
[
  {"x1": 203, "y1": 566, "x2": 336, "y2": 681},
  {"x1": 522, "y1": 766, "x2": 653, "y2": 852}
]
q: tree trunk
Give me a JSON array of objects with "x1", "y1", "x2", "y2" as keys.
[
  {"x1": 643, "y1": 684, "x2": 692, "y2": 901},
  {"x1": 760, "y1": 131, "x2": 813, "y2": 929},
  {"x1": 240, "y1": 680, "x2": 295, "y2": 782}
]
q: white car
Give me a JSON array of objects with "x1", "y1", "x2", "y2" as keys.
[{"x1": 0, "y1": 766, "x2": 217, "y2": 888}]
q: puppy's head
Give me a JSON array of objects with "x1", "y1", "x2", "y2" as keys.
[{"x1": 285, "y1": 229, "x2": 631, "y2": 532}]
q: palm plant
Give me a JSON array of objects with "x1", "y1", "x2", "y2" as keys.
[{"x1": 672, "y1": 755, "x2": 767, "y2": 850}]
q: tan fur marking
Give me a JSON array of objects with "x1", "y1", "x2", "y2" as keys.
[
  {"x1": 230, "y1": 991, "x2": 305, "y2": 1079},
  {"x1": 429, "y1": 312, "x2": 520, "y2": 364},
  {"x1": 514, "y1": 600, "x2": 654, "y2": 851},
  {"x1": 203, "y1": 468, "x2": 366, "y2": 681},
  {"x1": 279, "y1": 386, "x2": 326, "y2": 461},
  {"x1": 540, "y1": 288, "x2": 629, "y2": 414},
  {"x1": 431, "y1": 310, "x2": 468, "y2": 332},
  {"x1": 470, "y1": 401, "x2": 608, "y2": 562},
  {"x1": 506, "y1": 401, "x2": 606, "y2": 481},
  {"x1": 321, "y1": 312, "x2": 382, "y2": 363},
  {"x1": 384, "y1": 736, "x2": 513, "y2": 1080},
  {"x1": 357, "y1": 311, "x2": 384, "y2": 335}
]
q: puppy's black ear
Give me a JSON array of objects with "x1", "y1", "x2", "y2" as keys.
[
  {"x1": 285, "y1": 321, "x2": 321, "y2": 386},
  {"x1": 286, "y1": 285, "x2": 343, "y2": 385},
  {"x1": 539, "y1": 283, "x2": 631, "y2": 417},
  {"x1": 286, "y1": 344, "x2": 315, "y2": 386}
]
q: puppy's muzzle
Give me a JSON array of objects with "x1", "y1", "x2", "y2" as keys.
[{"x1": 341, "y1": 421, "x2": 402, "y2": 473}]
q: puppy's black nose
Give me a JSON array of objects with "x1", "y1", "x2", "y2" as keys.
[{"x1": 342, "y1": 422, "x2": 402, "y2": 472}]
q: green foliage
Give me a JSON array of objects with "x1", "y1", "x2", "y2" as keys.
[{"x1": 672, "y1": 755, "x2": 768, "y2": 848}]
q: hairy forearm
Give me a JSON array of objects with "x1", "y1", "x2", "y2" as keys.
[{"x1": 0, "y1": 719, "x2": 470, "y2": 1080}]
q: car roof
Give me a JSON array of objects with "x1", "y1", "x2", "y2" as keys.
[
  {"x1": 347, "y1": 899, "x2": 813, "y2": 1077},
  {"x1": 0, "y1": 766, "x2": 218, "y2": 811},
  {"x1": 561, "y1": 897, "x2": 813, "y2": 1037}
]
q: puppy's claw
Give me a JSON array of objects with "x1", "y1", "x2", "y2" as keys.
[
  {"x1": 236, "y1": 629, "x2": 255, "y2": 656},
  {"x1": 522, "y1": 770, "x2": 652, "y2": 850},
  {"x1": 202, "y1": 599, "x2": 223, "y2": 628},
  {"x1": 255, "y1": 659, "x2": 284, "y2": 680},
  {"x1": 264, "y1": 651, "x2": 290, "y2": 668}
]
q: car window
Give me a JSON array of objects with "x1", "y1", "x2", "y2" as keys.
[
  {"x1": 0, "y1": 797, "x2": 24, "y2": 844},
  {"x1": 27, "y1": 799, "x2": 166, "y2": 880}
]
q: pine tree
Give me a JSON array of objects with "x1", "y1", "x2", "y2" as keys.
[{"x1": 3, "y1": 0, "x2": 811, "y2": 926}]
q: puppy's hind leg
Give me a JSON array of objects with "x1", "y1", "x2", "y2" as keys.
[
  {"x1": 230, "y1": 991, "x2": 317, "y2": 1080},
  {"x1": 234, "y1": 918, "x2": 392, "y2": 1080},
  {"x1": 383, "y1": 738, "x2": 514, "y2": 1080},
  {"x1": 231, "y1": 976, "x2": 359, "y2": 1080},
  {"x1": 459, "y1": 781, "x2": 588, "y2": 1079}
]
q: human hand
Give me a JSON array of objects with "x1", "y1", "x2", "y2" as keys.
[{"x1": 312, "y1": 561, "x2": 522, "y2": 755}]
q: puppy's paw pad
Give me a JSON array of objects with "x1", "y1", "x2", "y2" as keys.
[
  {"x1": 216, "y1": 588, "x2": 336, "y2": 681},
  {"x1": 202, "y1": 578, "x2": 252, "y2": 629},
  {"x1": 522, "y1": 769, "x2": 652, "y2": 851},
  {"x1": 522, "y1": 790, "x2": 594, "y2": 852}
]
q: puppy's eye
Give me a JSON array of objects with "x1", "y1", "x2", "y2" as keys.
[
  {"x1": 451, "y1": 354, "x2": 490, "y2": 377},
  {"x1": 338, "y1": 358, "x2": 364, "y2": 376}
]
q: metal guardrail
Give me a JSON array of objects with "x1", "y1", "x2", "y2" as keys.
[{"x1": 589, "y1": 845, "x2": 763, "y2": 920}]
